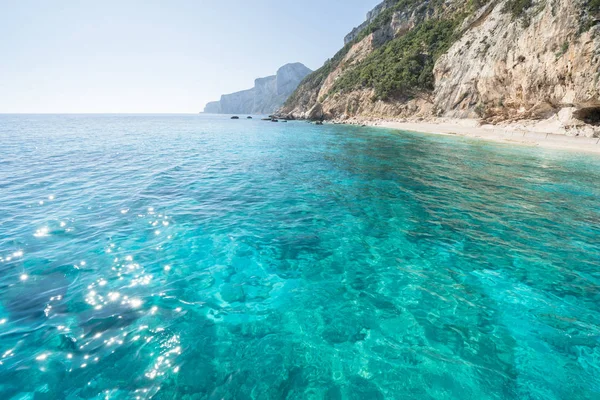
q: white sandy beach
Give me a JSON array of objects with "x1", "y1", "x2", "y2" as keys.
[{"x1": 337, "y1": 118, "x2": 600, "y2": 154}]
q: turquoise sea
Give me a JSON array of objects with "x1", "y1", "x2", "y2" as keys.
[{"x1": 0, "y1": 114, "x2": 599, "y2": 399}]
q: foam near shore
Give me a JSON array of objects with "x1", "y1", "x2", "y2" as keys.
[{"x1": 333, "y1": 117, "x2": 600, "y2": 154}]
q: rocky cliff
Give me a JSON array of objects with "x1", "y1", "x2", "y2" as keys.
[
  {"x1": 203, "y1": 101, "x2": 221, "y2": 114},
  {"x1": 204, "y1": 63, "x2": 312, "y2": 114},
  {"x1": 344, "y1": 0, "x2": 396, "y2": 45},
  {"x1": 280, "y1": 0, "x2": 600, "y2": 137}
]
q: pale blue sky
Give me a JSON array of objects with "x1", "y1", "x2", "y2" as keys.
[{"x1": 0, "y1": 0, "x2": 380, "y2": 113}]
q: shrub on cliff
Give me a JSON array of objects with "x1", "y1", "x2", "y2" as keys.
[
  {"x1": 330, "y1": 19, "x2": 459, "y2": 100},
  {"x1": 503, "y1": 0, "x2": 533, "y2": 19},
  {"x1": 285, "y1": 0, "x2": 449, "y2": 108}
]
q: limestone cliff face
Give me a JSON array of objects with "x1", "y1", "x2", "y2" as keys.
[
  {"x1": 203, "y1": 101, "x2": 221, "y2": 114},
  {"x1": 434, "y1": 1, "x2": 600, "y2": 124},
  {"x1": 219, "y1": 88, "x2": 255, "y2": 115},
  {"x1": 281, "y1": 0, "x2": 600, "y2": 136},
  {"x1": 344, "y1": 0, "x2": 396, "y2": 45},
  {"x1": 203, "y1": 63, "x2": 312, "y2": 114}
]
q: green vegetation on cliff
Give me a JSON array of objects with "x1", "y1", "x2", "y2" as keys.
[
  {"x1": 580, "y1": 0, "x2": 600, "y2": 32},
  {"x1": 284, "y1": 0, "x2": 598, "y2": 113},
  {"x1": 330, "y1": 19, "x2": 460, "y2": 100},
  {"x1": 352, "y1": 0, "x2": 430, "y2": 44},
  {"x1": 502, "y1": 0, "x2": 533, "y2": 19},
  {"x1": 284, "y1": 0, "x2": 472, "y2": 108},
  {"x1": 589, "y1": 0, "x2": 600, "y2": 13}
]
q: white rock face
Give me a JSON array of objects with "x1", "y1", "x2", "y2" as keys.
[
  {"x1": 203, "y1": 63, "x2": 312, "y2": 114},
  {"x1": 434, "y1": 0, "x2": 600, "y2": 123},
  {"x1": 219, "y1": 88, "x2": 255, "y2": 115},
  {"x1": 253, "y1": 76, "x2": 279, "y2": 115},
  {"x1": 344, "y1": 0, "x2": 396, "y2": 45},
  {"x1": 276, "y1": 64, "x2": 313, "y2": 98},
  {"x1": 203, "y1": 101, "x2": 221, "y2": 114}
]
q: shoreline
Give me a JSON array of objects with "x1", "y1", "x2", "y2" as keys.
[{"x1": 332, "y1": 118, "x2": 600, "y2": 155}]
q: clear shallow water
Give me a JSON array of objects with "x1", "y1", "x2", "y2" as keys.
[{"x1": 0, "y1": 114, "x2": 599, "y2": 399}]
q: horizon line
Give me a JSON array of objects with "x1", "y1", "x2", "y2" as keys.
[{"x1": 0, "y1": 112, "x2": 203, "y2": 115}]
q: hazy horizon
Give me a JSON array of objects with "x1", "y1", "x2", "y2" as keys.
[{"x1": 0, "y1": 0, "x2": 381, "y2": 114}]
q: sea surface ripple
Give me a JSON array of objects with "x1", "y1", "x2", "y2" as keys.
[{"x1": 0, "y1": 114, "x2": 599, "y2": 399}]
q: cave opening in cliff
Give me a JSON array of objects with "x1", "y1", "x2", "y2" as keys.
[{"x1": 574, "y1": 107, "x2": 600, "y2": 125}]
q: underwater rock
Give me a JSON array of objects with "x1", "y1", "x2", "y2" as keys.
[
  {"x1": 78, "y1": 303, "x2": 144, "y2": 337},
  {"x1": 1, "y1": 273, "x2": 69, "y2": 322}
]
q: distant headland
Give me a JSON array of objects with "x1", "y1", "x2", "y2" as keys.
[{"x1": 203, "y1": 63, "x2": 312, "y2": 115}]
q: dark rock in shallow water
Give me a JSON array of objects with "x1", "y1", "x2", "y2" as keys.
[
  {"x1": 271, "y1": 119, "x2": 279, "y2": 122},
  {"x1": 1, "y1": 273, "x2": 69, "y2": 322},
  {"x1": 78, "y1": 303, "x2": 144, "y2": 337},
  {"x1": 231, "y1": 116, "x2": 240, "y2": 119},
  {"x1": 247, "y1": 116, "x2": 253, "y2": 119},
  {"x1": 220, "y1": 284, "x2": 246, "y2": 303},
  {"x1": 307, "y1": 103, "x2": 324, "y2": 121}
]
